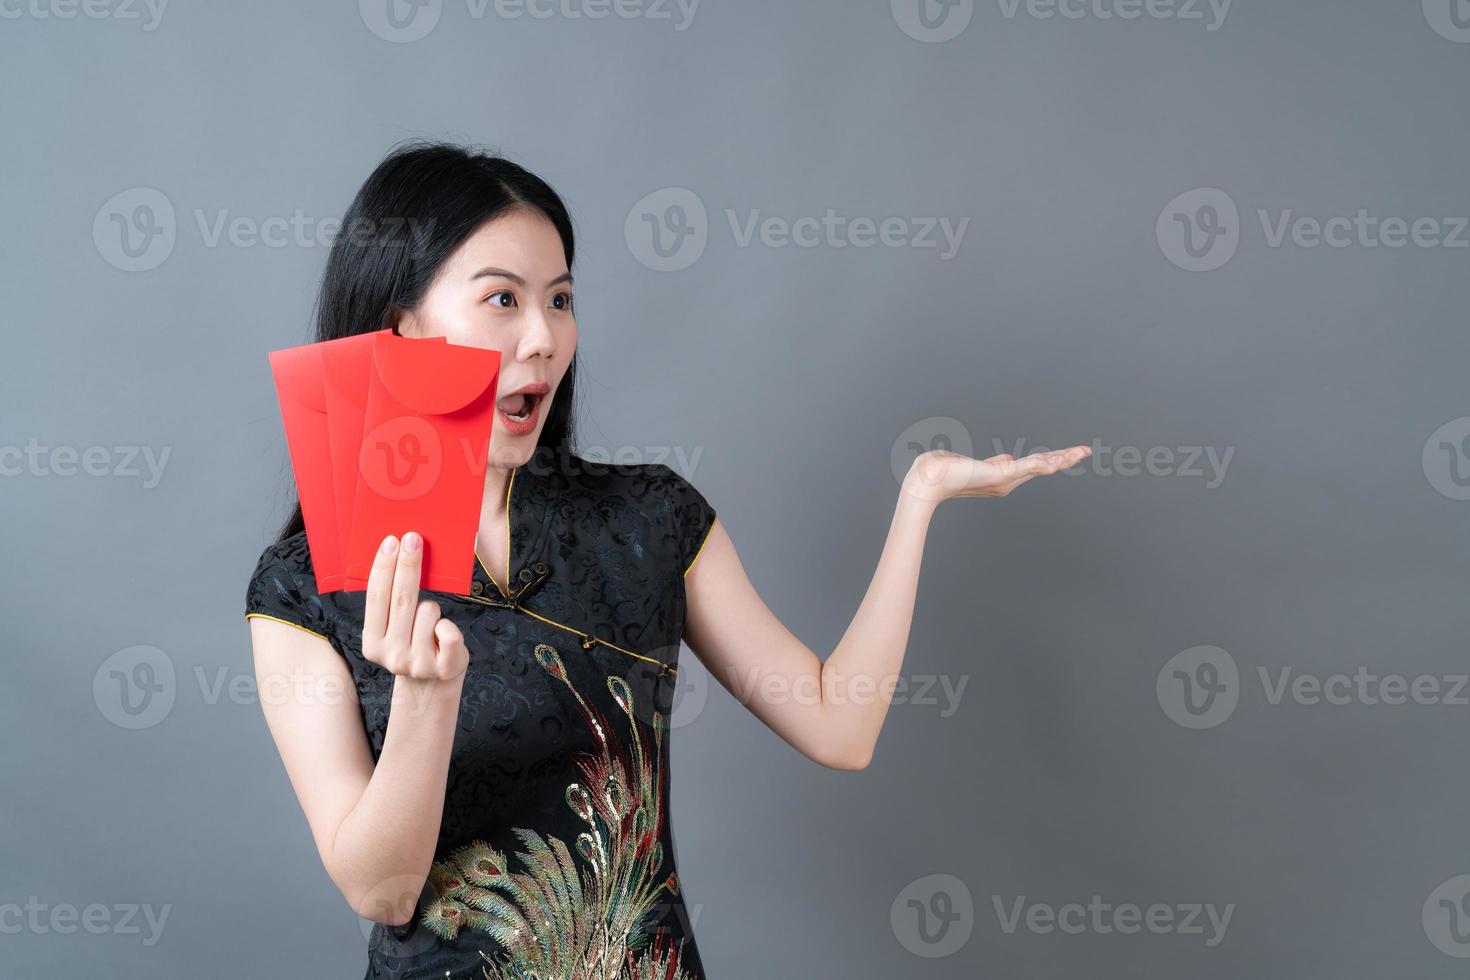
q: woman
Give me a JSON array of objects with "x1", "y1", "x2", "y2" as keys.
[{"x1": 244, "y1": 141, "x2": 1090, "y2": 980}]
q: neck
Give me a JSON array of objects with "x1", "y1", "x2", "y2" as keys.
[{"x1": 481, "y1": 462, "x2": 514, "y2": 517}]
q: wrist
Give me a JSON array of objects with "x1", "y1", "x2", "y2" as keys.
[
  {"x1": 900, "y1": 460, "x2": 946, "y2": 512},
  {"x1": 389, "y1": 672, "x2": 464, "y2": 721}
]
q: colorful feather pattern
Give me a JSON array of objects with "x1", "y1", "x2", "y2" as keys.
[{"x1": 421, "y1": 643, "x2": 696, "y2": 979}]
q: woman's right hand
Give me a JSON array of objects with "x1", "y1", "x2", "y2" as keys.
[{"x1": 362, "y1": 531, "x2": 470, "y2": 683}]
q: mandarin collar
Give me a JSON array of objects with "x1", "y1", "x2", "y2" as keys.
[{"x1": 468, "y1": 460, "x2": 554, "y2": 605}]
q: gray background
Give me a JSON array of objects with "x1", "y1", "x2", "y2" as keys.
[{"x1": 3, "y1": 0, "x2": 1468, "y2": 976}]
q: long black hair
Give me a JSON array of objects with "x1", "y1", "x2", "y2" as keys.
[{"x1": 274, "y1": 140, "x2": 579, "y2": 543}]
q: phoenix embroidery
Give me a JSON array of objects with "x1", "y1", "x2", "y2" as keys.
[{"x1": 421, "y1": 642, "x2": 694, "y2": 979}]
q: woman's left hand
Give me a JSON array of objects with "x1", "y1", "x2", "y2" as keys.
[{"x1": 903, "y1": 444, "x2": 1092, "y2": 502}]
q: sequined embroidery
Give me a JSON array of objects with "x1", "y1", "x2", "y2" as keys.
[{"x1": 422, "y1": 642, "x2": 695, "y2": 980}]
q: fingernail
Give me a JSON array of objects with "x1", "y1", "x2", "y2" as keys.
[
  {"x1": 381, "y1": 535, "x2": 398, "y2": 554},
  {"x1": 403, "y1": 532, "x2": 421, "y2": 553}
]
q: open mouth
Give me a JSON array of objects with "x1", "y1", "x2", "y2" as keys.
[{"x1": 496, "y1": 391, "x2": 542, "y2": 423}]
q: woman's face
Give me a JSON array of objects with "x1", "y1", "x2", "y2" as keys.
[{"x1": 396, "y1": 207, "x2": 576, "y2": 469}]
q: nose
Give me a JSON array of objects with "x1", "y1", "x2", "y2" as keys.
[{"x1": 516, "y1": 308, "x2": 557, "y2": 362}]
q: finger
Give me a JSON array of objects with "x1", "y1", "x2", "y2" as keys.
[
  {"x1": 385, "y1": 531, "x2": 424, "y2": 653},
  {"x1": 1048, "y1": 447, "x2": 1090, "y2": 473},
  {"x1": 1032, "y1": 454, "x2": 1065, "y2": 475},
  {"x1": 434, "y1": 618, "x2": 467, "y2": 675},
  {"x1": 984, "y1": 453, "x2": 1014, "y2": 463},
  {"x1": 409, "y1": 599, "x2": 440, "y2": 676},
  {"x1": 1001, "y1": 455, "x2": 1045, "y2": 479},
  {"x1": 1019, "y1": 446, "x2": 1088, "y2": 481},
  {"x1": 1025, "y1": 450, "x2": 1072, "y2": 475},
  {"x1": 363, "y1": 534, "x2": 400, "y2": 643}
]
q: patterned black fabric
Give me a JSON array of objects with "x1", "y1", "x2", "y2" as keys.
[{"x1": 244, "y1": 459, "x2": 716, "y2": 979}]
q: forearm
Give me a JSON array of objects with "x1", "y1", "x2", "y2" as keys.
[
  {"x1": 819, "y1": 471, "x2": 939, "y2": 765},
  {"x1": 327, "y1": 675, "x2": 464, "y2": 923}
]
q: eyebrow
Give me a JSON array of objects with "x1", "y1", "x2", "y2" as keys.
[{"x1": 469, "y1": 267, "x2": 573, "y2": 288}]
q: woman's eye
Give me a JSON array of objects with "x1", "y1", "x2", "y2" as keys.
[
  {"x1": 486, "y1": 290, "x2": 517, "y2": 308},
  {"x1": 550, "y1": 292, "x2": 573, "y2": 312}
]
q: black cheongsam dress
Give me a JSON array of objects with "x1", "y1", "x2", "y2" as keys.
[{"x1": 243, "y1": 459, "x2": 717, "y2": 980}]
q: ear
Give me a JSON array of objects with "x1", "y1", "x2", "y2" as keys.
[{"x1": 388, "y1": 304, "x2": 415, "y2": 338}]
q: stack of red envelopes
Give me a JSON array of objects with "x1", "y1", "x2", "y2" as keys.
[{"x1": 267, "y1": 328, "x2": 502, "y2": 595}]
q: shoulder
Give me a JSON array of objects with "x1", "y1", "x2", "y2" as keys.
[
  {"x1": 243, "y1": 530, "x2": 336, "y2": 640},
  {"x1": 571, "y1": 459, "x2": 717, "y2": 574}
]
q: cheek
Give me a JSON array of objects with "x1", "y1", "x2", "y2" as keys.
[{"x1": 414, "y1": 293, "x2": 489, "y2": 345}]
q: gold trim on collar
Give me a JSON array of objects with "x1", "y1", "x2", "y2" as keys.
[{"x1": 474, "y1": 465, "x2": 517, "y2": 601}]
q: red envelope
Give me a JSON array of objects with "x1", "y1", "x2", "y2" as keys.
[
  {"x1": 342, "y1": 330, "x2": 501, "y2": 594},
  {"x1": 269, "y1": 341, "x2": 348, "y2": 592},
  {"x1": 321, "y1": 331, "x2": 447, "y2": 584},
  {"x1": 270, "y1": 329, "x2": 450, "y2": 594}
]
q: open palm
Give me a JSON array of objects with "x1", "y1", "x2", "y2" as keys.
[{"x1": 905, "y1": 445, "x2": 1092, "y2": 502}]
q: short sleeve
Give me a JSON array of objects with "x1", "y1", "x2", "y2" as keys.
[
  {"x1": 243, "y1": 534, "x2": 335, "y2": 642},
  {"x1": 662, "y1": 465, "x2": 716, "y2": 576}
]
